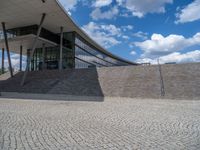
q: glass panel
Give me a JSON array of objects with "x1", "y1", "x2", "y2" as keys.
[
  {"x1": 62, "y1": 47, "x2": 74, "y2": 69},
  {"x1": 75, "y1": 58, "x2": 91, "y2": 69},
  {"x1": 74, "y1": 35, "x2": 130, "y2": 68},
  {"x1": 31, "y1": 45, "x2": 75, "y2": 71}
]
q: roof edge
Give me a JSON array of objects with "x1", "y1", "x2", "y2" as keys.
[{"x1": 55, "y1": 0, "x2": 138, "y2": 65}]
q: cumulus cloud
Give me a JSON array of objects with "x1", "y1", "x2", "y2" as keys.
[
  {"x1": 58, "y1": 0, "x2": 79, "y2": 15},
  {"x1": 0, "y1": 53, "x2": 26, "y2": 71},
  {"x1": 122, "y1": 35, "x2": 129, "y2": 40},
  {"x1": 175, "y1": 0, "x2": 200, "y2": 24},
  {"x1": 82, "y1": 22, "x2": 122, "y2": 48},
  {"x1": 137, "y1": 50, "x2": 200, "y2": 64},
  {"x1": 90, "y1": 6, "x2": 119, "y2": 20},
  {"x1": 116, "y1": 0, "x2": 173, "y2": 18},
  {"x1": 130, "y1": 51, "x2": 137, "y2": 56},
  {"x1": 90, "y1": 0, "x2": 173, "y2": 20},
  {"x1": 92, "y1": 0, "x2": 113, "y2": 7},
  {"x1": 134, "y1": 32, "x2": 200, "y2": 57},
  {"x1": 133, "y1": 31, "x2": 148, "y2": 40},
  {"x1": 121, "y1": 25, "x2": 134, "y2": 31}
]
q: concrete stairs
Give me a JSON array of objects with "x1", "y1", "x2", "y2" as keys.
[
  {"x1": 0, "y1": 63, "x2": 199, "y2": 99},
  {"x1": 0, "y1": 71, "x2": 18, "y2": 81},
  {"x1": 49, "y1": 69, "x2": 104, "y2": 96}
]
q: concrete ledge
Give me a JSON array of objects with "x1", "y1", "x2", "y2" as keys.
[
  {"x1": 1, "y1": 92, "x2": 199, "y2": 103},
  {"x1": 0, "y1": 92, "x2": 104, "y2": 102}
]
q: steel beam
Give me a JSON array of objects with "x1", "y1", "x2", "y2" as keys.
[
  {"x1": 2, "y1": 22, "x2": 13, "y2": 77},
  {"x1": 20, "y1": 45, "x2": 23, "y2": 71},
  {"x1": 42, "y1": 43, "x2": 45, "y2": 70},
  {"x1": 26, "y1": 49, "x2": 31, "y2": 72},
  {"x1": 59, "y1": 26, "x2": 63, "y2": 70},
  {"x1": 1, "y1": 48, "x2": 4, "y2": 74},
  {"x1": 21, "y1": 13, "x2": 46, "y2": 86}
]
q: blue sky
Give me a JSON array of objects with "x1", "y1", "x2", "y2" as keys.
[
  {"x1": 59, "y1": 0, "x2": 200, "y2": 64},
  {"x1": 1, "y1": 0, "x2": 200, "y2": 70}
]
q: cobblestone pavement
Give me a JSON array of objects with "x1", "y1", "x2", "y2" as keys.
[{"x1": 0, "y1": 98, "x2": 200, "y2": 150}]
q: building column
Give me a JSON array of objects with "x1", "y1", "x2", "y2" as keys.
[
  {"x1": 1, "y1": 22, "x2": 13, "y2": 77},
  {"x1": 42, "y1": 43, "x2": 45, "y2": 70},
  {"x1": 1, "y1": 48, "x2": 4, "y2": 74},
  {"x1": 21, "y1": 13, "x2": 46, "y2": 86},
  {"x1": 26, "y1": 49, "x2": 30, "y2": 72},
  {"x1": 59, "y1": 26, "x2": 63, "y2": 70},
  {"x1": 20, "y1": 45, "x2": 23, "y2": 71}
]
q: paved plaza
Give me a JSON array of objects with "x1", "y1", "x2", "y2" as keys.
[{"x1": 0, "y1": 97, "x2": 200, "y2": 150}]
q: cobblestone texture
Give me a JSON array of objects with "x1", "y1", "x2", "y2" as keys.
[{"x1": 0, "y1": 98, "x2": 200, "y2": 150}]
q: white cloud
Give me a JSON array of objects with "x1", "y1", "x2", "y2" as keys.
[
  {"x1": 92, "y1": 0, "x2": 112, "y2": 7},
  {"x1": 82, "y1": 22, "x2": 121, "y2": 48},
  {"x1": 116, "y1": 0, "x2": 173, "y2": 18},
  {"x1": 91, "y1": 1, "x2": 170, "y2": 20},
  {"x1": 134, "y1": 32, "x2": 200, "y2": 57},
  {"x1": 137, "y1": 50, "x2": 200, "y2": 64},
  {"x1": 90, "y1": 6, "x2": 119, "y2": 20},
  {"x1": 133, "y1": 31, "x2": 148, "y2": 40},
  {"x1": 175, "y1": 0, "x2": 200, "y2": 24},
  {"x1": 130, "y1": 51, "x2": 136, "y2": 56},
  {"x1": 1, "y1": 53, "x2": 26, "y2": 71},
  {"x1": 122, "y1": 35, "x2": 129, "y2": 40},
  {"x1": 100, "y1": 24, "x2": 121, "y2": 36},
  {"x1": 121, "y1": 25, "x2": 134, "y2": 31},
  {"x1": 58, "y1": 0, "x2": 79, "y2": 15},
  {"x1": 82, "y1": 22, "x2": 133, "y2": 48}
]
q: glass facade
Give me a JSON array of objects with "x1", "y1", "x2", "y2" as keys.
[
  {"x1": 30, "y1": 46, "x2": 74, "y2": 71},
  {"x1": 6, "y1": 25, "x2": 60, "y2": 43},
  {"x1": 4, "y1": 25, "x2": 134, "y2": 71},
  {"x1": 74, "y1": 33, "x2": 131, "y2": 68}
]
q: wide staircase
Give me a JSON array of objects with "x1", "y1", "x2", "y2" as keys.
[{"x1": 0, "y1": 63, "x2": 199, "y2": 99}]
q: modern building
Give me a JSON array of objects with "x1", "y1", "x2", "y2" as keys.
[{"x1": 0, "y1": 0, "x2": 137, "y2": 85}]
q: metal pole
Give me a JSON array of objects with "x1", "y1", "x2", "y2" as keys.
[
  {"x1": 1, "y1": 48, "x2": 4, "y2": 74},
  {"x1": 20, "y1": 45, "x2": 22, "y2": 71},
  {"x1": 26, "y1": 49, "x2": 30, "y2": 72},
  {"x1": 21, "y1": 13, "x2": 46, "y2": 86},
  {"x1": 42, "y1": 43, "x2": 45, "y2": 70},
  {"x1": 59, "y1": 26, "x2": 63, "y2": 70},
  {"x1": 157, "y1": 59, "x2": 165, "y2": 97},
  {"x1": 2, "y1": 22, "x2": 13, "y2": 77}
]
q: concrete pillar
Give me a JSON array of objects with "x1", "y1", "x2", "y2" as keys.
[
  {"x1": 42, "y1": 43, "x2": 45, "y2": 70},
  {"x1": 1, "y1": 22, "x2": 13, "y2": 77},
  {"x1": 27, "y1": 49, "x2": 30, "y2": 72},
  {"x1": 59, "y1": 26, "x2": 63, "y2": 70},
  {"x1": 21, "y1": 13, "x2": 46, "y2": 86},
  {"x1": 20, "y1": 45, "x2": 22, "y2": 71},
  {"x1": 1, "y1": 48, "x2": 4, "y2": 74}
]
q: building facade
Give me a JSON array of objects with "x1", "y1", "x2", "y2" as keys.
[
  {"x1": 3, "y1": 24, "x2": 135, "y2": 71},
  {"x1": 0, "y1": 0, "x2": 137, "y2": 84}
]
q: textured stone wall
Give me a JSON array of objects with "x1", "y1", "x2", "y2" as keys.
[
  {"x1": 0, "y1": 63, "x2": 199, "y2": 99},
  {"x1": 161, "y1": 63, "x2": 200, "y2": 99}
]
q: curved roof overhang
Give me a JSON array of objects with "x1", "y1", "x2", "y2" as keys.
[
  {"x1": 0, "y1": 0, "x2": 137, "y2": 65},
  {"x1": 0, "y1": 34, "x2": 57, "y2": 55}
]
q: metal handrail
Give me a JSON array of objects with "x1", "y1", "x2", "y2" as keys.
[{"x1": 158, "y1": 59, "x2": 165, "y2": 97}]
